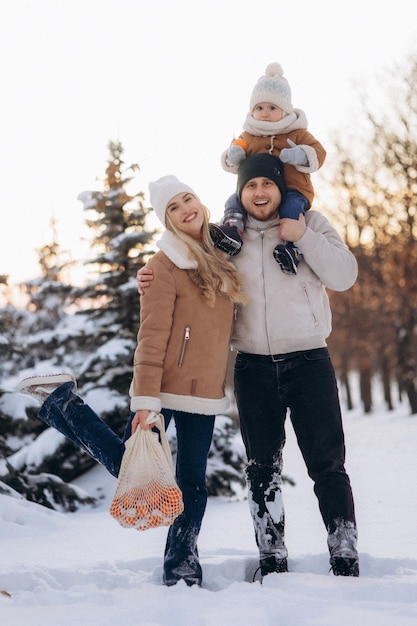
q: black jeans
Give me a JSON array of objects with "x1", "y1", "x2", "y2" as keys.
[{"x1": 234, "y1": 348, "x2": 357, "y2": 560}]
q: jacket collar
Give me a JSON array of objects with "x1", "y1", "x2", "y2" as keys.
[
  {"x1": 246, "y1": 214, "x2": 280, "y2": 231},
  {"x1": 156, "y1": 230, "x2": 198, "y2": 269}
]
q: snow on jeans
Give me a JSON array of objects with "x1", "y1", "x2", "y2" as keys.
[
  {"x1": 38, "y1": 382, "x2": 215, "y2": 584},
  {"x1": 234, "y1": 347, "x2": 357, "y2": 560}
]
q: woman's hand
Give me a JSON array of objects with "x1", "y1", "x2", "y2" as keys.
[{"x1": 131, "y1": 409, "x2": 153, "y2": 434}]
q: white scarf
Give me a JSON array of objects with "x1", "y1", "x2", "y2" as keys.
[{"x1": 243, "y1": 108, "x2": 309, "y2": 137}]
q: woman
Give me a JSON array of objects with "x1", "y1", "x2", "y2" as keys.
[{"x1": 18, "y1": 175, "x2": 246, "y2": 588}]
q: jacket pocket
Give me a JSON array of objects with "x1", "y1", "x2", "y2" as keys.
[
  {"x1": 302, "y1": 285, "x2": 318, "y2": 327},
  {"x1": 178, "y1": 326, "x2": 191, "y2": 367}
]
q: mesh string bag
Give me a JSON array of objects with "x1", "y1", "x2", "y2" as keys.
[{"x1": 110, "y1": 412, "x2": 184, "y2": 530}]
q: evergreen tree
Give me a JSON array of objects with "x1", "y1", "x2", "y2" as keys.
[
  {"x1": 1, "y1": 140, "x2": 158, "y2": 508},
  {"x1": 76, "y1": 140, "x2": 156, "y2": 334},
  {"x1": 63, "y1": 140, "x2": 158, "y2": 430}
]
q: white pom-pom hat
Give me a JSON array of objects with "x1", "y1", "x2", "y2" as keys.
[
  {"x1": 249, "y1": 62, "x2": 293, "y2": 115},
  {"x1": 148, "y1": 175, "x2": 198, "y2": 225}
]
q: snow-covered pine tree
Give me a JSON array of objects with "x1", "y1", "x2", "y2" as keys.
[
  {"x1": 75, "y1": 140, "x2": 156, "y2": 335},
  {"x1": 66, "y1": 141, "x2": 157, "y2": 404},
  {"x1": 0, "y1": 141, "x2": 157, "y2": 509}
]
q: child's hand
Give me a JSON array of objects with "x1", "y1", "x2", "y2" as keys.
[
  {"x1": 227, "y1": 144, "x2": 246, "y2": 165},
  {"x1": 280, "y1": 139, "x2": 308, "y2": 166}
]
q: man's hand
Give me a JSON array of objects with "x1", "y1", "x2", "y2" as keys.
[
  {"x1": 279, "y1": 214, "x2": 307, "y2": 243},
  {"x1": 137, "y1": 267, "x2": 154, "y2": 295}
]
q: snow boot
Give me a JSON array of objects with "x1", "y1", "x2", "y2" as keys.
[
  {"x1": 330, "y1": 556, "x2": 359, "y2": 577},
  {"x1": 163, "y1": 555, "x2": 202, "y2": 587},
  {"x1": 18, "y1": 373, "x2": 76, "y2": 404},
  {"x1": 261, "y1": 555, "x2": 288, "y2": 576},
  {"x1": 253, "y1": 555, "x2": 288, "y2": 582},
  {"x1": 209, "y1": 223, "x2": 242, "y2": 256},
  {"x1": 328, "y1": 519, "x2": 359, "y2": 577},
  {"x1": 273, "y1": 243, "x2": 302, "y2": 274}
]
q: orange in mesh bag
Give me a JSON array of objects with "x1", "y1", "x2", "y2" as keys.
[{"x1": 110, "y1": 412, "x2": 184, "y2": 530}]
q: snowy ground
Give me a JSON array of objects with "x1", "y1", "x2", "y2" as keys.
[{"x1": 1, "y1": 399, "x2": 417, "y2": 626}]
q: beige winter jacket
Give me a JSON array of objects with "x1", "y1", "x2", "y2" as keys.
[
  {"x1": 231, "y1": 211, "x2": 358, "y2": 355},
  {"x1": 130, "y1": 230, "x2": 234, "y2": 416}
]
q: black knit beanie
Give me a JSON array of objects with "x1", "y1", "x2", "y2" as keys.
[{"x1": 237, "y1": 153, "x2": 286, "y2": 200}]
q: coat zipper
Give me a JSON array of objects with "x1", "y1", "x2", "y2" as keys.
[
  {"x1": 260, "y1": 230, "x2": 273, "y2": 354},
  {"x1": 178, "y1": 326, "x2": 191, "y2": 367}
]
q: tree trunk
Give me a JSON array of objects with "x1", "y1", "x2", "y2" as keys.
[
  {"x1": 380, "y1": 355, "x2": 394, "y2": 411},
  {"x1": 396, "y1": 320, "x2": 417, "y2": 415},
  {"x1": 404, "y1": 381, "x2": 417, "y2": 415},
  {"x1": 360, "y1": 369, "x2": 372, "y2": 413},
  {"x1": 340, "y1": 370, "x2": 354, "y2": 411}
]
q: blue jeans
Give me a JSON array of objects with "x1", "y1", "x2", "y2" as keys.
[
  {"x1": 162, "y1": 409, "x2": 214, "y2": 586},
  {"x1": 279, "y1": 189, "x2": 309, "y2": 220},
  {"x1": 39, "y1": 382, "x2": 126, "y2": 477},
  {"x1": 39, "y1": 382, "x2": 214, "y2": 585},
  {"x1": 234, "y1": 348, "x2": 357, "y2": 560}
]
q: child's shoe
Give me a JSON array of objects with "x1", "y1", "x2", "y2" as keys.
[
  {"x1": 209, "y1": 223, "x2": 242, "y2": 256},
  {"x1": 273, "y1": 244, "x2": 302, "y2": 275},
  {"x1": 18, "y1": 373, "x2": 76, "y2": 404}
]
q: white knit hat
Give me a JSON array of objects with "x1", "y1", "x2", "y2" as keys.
[
  {"x1": 249, "y1": 62, "x2": 293, "y2": 115},
  {"x1": 148, "y1": 175, "x2": 198, "y2": 225}
]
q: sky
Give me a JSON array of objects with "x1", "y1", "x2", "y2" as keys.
[
  {"x1": 1, "y1": 379, "x2": 417, "y2": 624},
  {"x1": 1, "y1": 0, "x2": 416, "y2": 288}
]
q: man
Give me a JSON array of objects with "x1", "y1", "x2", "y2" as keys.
[{"x1": 138, "y1": 153, "x2": 359, "y2": 578}]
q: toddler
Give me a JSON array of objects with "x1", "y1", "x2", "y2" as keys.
[{"x1": 211, "y1": 62, "x2": 326, "y2": 274}]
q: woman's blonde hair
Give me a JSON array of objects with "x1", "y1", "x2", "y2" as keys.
[{"x1": 165, "y1": 203, "x2": 247, "y2": 307}]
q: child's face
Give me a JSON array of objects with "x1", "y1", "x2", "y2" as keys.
[{"x1": 252, "y1": 102, "x2": 284, "y2": 122}]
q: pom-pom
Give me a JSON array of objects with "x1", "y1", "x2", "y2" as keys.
[{"x1": 265, "y1": 62, "x2": 284, "y2": 78}]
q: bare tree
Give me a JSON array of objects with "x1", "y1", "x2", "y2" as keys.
[{"x1": 324, "y1": 55, "x2": 417, "y2": 414}]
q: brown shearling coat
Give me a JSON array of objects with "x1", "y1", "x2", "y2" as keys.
[
  {"x1": 220, "y1": 108, "x2": 326, "y2": 206},
  {"x1": 239, "y1": 129, "x2": 326, "y2": 205},
  {"x1": 130, "y1": 239, "x2": 234, "y2": 416}
]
